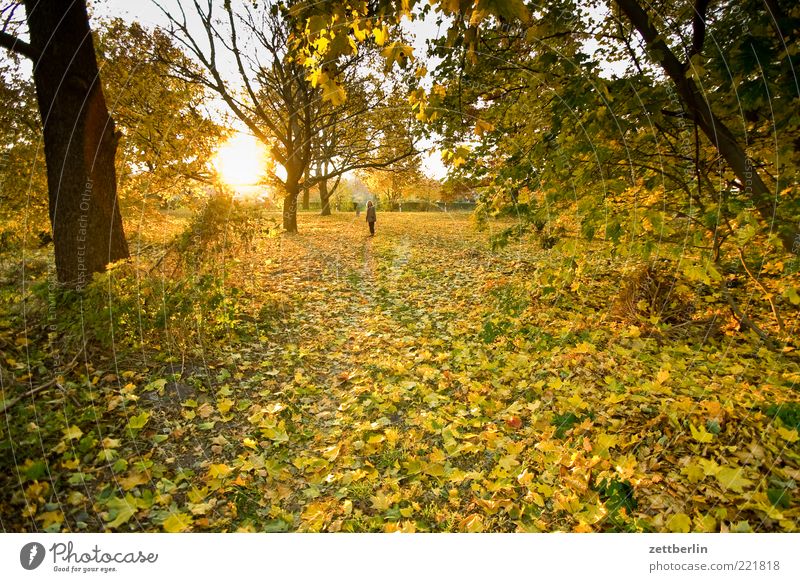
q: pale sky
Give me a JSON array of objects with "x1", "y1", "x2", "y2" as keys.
[{"x1": 95, "y1": 0, "x2": 450, "y2": 179}]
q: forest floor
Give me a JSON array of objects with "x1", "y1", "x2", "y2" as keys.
[{"x1": 1, "y1": 211, "x2": 798, "y2": 532}]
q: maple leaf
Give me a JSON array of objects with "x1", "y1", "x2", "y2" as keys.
[
  {"x1": 207, "y1": 464, "x2": 233, "y2": 480},
  {"x1": 715, "y1": 466, "x2": 753, "y2": 493},
  {"x1": 162, "y1": 512, "x2": 193, "y2": 533},
  {"x1": 459, "y1": 514, "x2": 484, "y2": 533},
  {"x1": 689, "y1": 423, "x2": 714, "y2": 443},
  {"x1": 667, "y1": 513, "x2": 691, "y2": 533},
  {"x1": 126, "y1": 412, "x2": 150, "y2": 430}
]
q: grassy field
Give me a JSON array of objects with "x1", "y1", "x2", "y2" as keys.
[{"x1": 1, "y1": 211, "x2": 798, "y2": 532}]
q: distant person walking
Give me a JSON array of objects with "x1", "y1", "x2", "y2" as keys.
[{"x1": 366, "y1": 200, "x2": 376, "y2": 236}]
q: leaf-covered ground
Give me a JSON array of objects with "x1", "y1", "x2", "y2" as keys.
[{"x1": 2, "y1": 212, "x2": 798, "y2": 532}]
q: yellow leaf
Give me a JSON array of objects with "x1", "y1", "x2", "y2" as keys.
[
  {"x1": 429, "y1": 448, "x2": 446, "y2": 463},
  {"x1": 498, "y1": 454, "x2": 519, "y2": 471},
  {"x1": 403, "y1": 459, "x2": 423, "y2": 475},
  {"x1": 321, "y1": 78, "x2": 346, "y2": 106},
  {"x1": 373, "y1": 25, "x2": 388, "y2": 46},
  {"x1": 699, "y1": 458, "x2": 720, "y2": 477},
  {"x1": 776, "y1": 427, "x2": 798, "y2": 443},
  {"x1": 352, "y1": 19, "x2": 368, "y2": 42},
  {"x1": 696, "y1": 514, "x2": 717, "y2": 533},
  {"x1": 313, "y1": 35, "x2": 330, "y2": 54},
  {"x1": 207, "y1": 463, "x2": 232, "y2": 479},
  {"x1": 689, "y1": 423, "x2": 714, "y2": 443},
  {"x1": 37, "y1": 510, "x2": 64, "y2": 529},
  {"x1": 118, "y1": 471, "x2": 150, "y2": 491},
  {"x1": 187, "y1": 487, "x2": 208, "y2": 504},
  {"x1": 162, "y1": 512, "x2": 193, "y2": 533},
  {"x1": 306, "y1": 15, "x2": 327, "y2": 36},
  {"x1": 474, "y1": 119, "x2": 495, "y2": 136},
  {"x1": 262, "y1": 425, "x2": 289, "y2": 443},
  {"x1": 370, "y1": 491, "x2": 392, "y2": 511},
  {"x1": 216, "y1": 398, "x2": 234, "y2": 415},
  {"x1": 188, "y1": 501, "x2": 215, "y2": 516},
  {"x1": 681, "y1": 462, "x2": 705, "y2": 484},
  {"x1": 424, "y1": 462, "x2": 445, "y2": 477},
  {"x1": 62, "y1": 458, "x2": 80, "y2": 470},
  {"x1": 301, "y1": 501, "x2": 328, "y2": 531},
  {"x1": 63, "y1": 425, "x2": 83, "y2": 440},
  {"x1": 459, "y1": 513, "x2": 484, "y2": 533},
  {"x1": 102, "y1": 437, "x2": 121, "y2": 449},
  {"x1": 716, "y1": 466, "x2": 753, "y2": 493},
  {"x1": 264, "y1": 402, "x2": 285, "y2": 414},
  {"x1": 127, "y1": 412, "x2": 150, "y2": 430},
  {"x1": 322, "y1": 443, "x2": 341, "y2": 461},
  {"x1": 242, "y1": 437, "x2": 258, "y2": 450},
  {"x1": 380, "y1": 42, "x2": 414, "y2": 69},
  {"x1": 667, "y1": 513, "x2": 691, "y2": 533}
]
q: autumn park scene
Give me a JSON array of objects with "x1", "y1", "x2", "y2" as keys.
[{"x1": 0, "y1": 0, "x2": 798, "y2": 535}]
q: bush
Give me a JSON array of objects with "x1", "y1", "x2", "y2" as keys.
[
  {"x1": 47, "y1": 261, "x2": 248, "y2": 353},
  {"x1": 612, "y1": 261, "x2": 695, "y2": 328},
  {"x1": 174, "y1": 193, "x2": 276, "y2": 265}
]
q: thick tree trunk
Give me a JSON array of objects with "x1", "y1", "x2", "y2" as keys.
[
  {"x1": 283, "y1": 188, "x2": 298, "y2": 232},
  {"x1": 25, "y1": 0, "x2": 129, "y2": 287},
  {"x1": 614, "y1": 0, "x2": 793, "y2": 252},
  {"x1": 319, "y1": 179, "x2": 331, "y2": 216},
  {"x1": 302, "y1": 186, "x2": 310, "y2": 210}
]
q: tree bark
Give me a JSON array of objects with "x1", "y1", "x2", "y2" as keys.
[
  {"x1": 614, "y1": 0, "x2": 793, "y2": 252},
  {"x1": 283, "y1": 188, "x2": 298, "y2": 233},
  {"x1": 24, "y1": 0, "x2": 129, "y2": 286},
  {"x1": 302, "y1": 186, "x2": 310, "y2": 210},
  {"x1": 319, "y1": 179, "x2": 331, "y2": 216}
]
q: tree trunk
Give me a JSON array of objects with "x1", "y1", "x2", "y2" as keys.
[
  {"x1": 319, "y1": 179, "x2": 331, "y2": 216},
  {"x1": 302, "y1": 186, "x2": 310, "y2": 210},
  {"x1": 25, "y1": 0, "x2": 129, "y2": 287},
  {"x1": 283, "y1": 188, "x2": 298, "y2": 233},
  {"x1": 614, "y1": 0, "x2": 793, "y2": 252}
]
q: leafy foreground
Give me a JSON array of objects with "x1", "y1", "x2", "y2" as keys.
[{"x1": 1, "y1": 212, "x2": 798, "y2": 533}]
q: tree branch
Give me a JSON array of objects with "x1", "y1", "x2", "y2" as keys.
[
  {"x1": 689, "y1": 0, "x2": 710, "y2": 59},
  {"x1": 0, "y1": 29, "x2": 38, "y2": 60},
  {"x1": 614, "y1": 0, "x2": 793, "y2": 252}
]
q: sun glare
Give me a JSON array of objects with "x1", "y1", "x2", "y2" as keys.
[{"x1": 213, "y1": 133, "x2": 266, "y2": 186}]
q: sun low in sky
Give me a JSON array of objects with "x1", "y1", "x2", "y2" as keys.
[{"x1": 213, "y1": 133, "x2": 268, "y2": 186}]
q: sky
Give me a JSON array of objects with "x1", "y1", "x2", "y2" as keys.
[{"x1": 96, "y1": 0, "x2": 450, "y2": 180}]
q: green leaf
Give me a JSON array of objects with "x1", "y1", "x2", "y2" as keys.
[
  {"x1": 143, "y1": 379, "x2": 167, "y2": 393},
  {"x1": 105, "y1": 495, "x2": 140, "y2": 529}
]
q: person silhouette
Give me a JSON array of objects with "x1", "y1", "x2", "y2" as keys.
[{"x1": 366, "y1": 200, "x2": 376, "y2": 236}]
